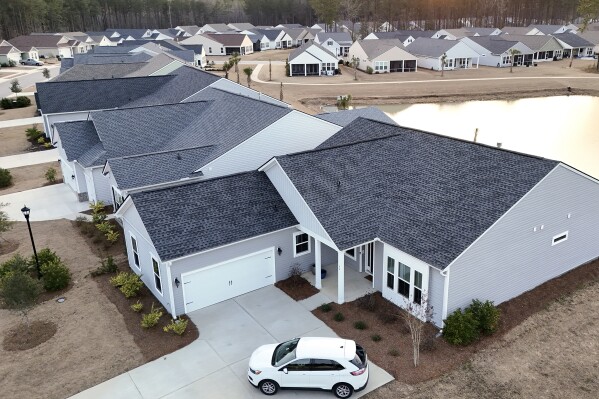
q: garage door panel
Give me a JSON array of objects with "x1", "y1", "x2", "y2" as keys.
[{"x1": 183, "y1": 249, "x2": 275, "y2": 313}]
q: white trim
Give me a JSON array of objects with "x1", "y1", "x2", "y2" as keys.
[
  {"x1": 440, "y1": 267, "x2": 450, "y2": 322},
  {"x1": 293, "y1": 231, "x2": 311, "y2": 257},
  {"x1": 551, "y1": 231, "x2": 569, "y2": 246},
  {"x1": 151, "y1": 255, "x2": 164, "y2": 296},
  {"x1": 165, "y1": 261, "x2": 177, "y2": 317},
  {"x1": 559, "y1": 163, "x2": 599, "y2": 184},
  {"x1": 129, "y1": 233, "x2": 141, "y2": 270},
  {"x1": 344, "y1": 247, "x2": 357, "y2": 260}
]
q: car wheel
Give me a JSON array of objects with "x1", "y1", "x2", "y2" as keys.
[
  {"x1": 333, "y1": 382, "x2": 353, "y2": 398},
  {"x1": 259, "y1": 380, "x2": 279, "y2": 396}
]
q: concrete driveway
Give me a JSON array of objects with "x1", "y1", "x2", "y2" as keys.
[{"x1": 69, "y1": 286, "x2": 393, "y2": 399}]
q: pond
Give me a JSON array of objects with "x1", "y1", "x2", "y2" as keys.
[{"x1": 374, "y1": 96, "x2": 599, "y2": 179}]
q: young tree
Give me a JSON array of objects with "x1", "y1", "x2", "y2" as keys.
[
  {"x1": 9, "y1": 79, "x2": 22, "y2": 95},
  {"x1": 280, "y1": 82, "x2": 284, "y2": 101},
  {"x1": 222, "y1": 61, "x2": 232, "y2": 79},
  {"x1": 269, "y1": 59, "x2": 272, "y2": 81},
  {"x1": 229, "y1": 52, "x2": 241, "y2": 84},
  {"x1": 351, "y1": 56, "x2": 360, "y2": 80},
  {"x1": 42, "y1": 67, "x2": 50, "y2": 79},
  {"x1": 401, "y1": 293, "x2": 434, "y2": 367},
  {"x1": 508, "y1": 48, "x2": 521, "y2": 73},
  {"x1": 440, "y1": 53, "x2": 447, "y2": 77},
  {"x1": 0, "y1": 271, "x2": 42, "y2": 332},
  {"x1": 336, "y1": 94, "x2": 352, "y2": 110},
  {"x1": 243, "y1": 67, "x2": 253, "y2": 88},
  {"x1": 0, "y1": 203, "x2": 13, "y2": 243}
]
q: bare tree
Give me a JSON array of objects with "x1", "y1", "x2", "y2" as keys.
[
  {"x1": 340, "y1": 0, "x2": 362, "y2": 40},
  {"x1": 351, "y1": 56, "x2": 360, "y2": 80},
  {"x1": 401, "y1": 292, "x2": 434, "y2": 367},
  {"x1": 269, "y1": 59, "x2": 272, "y2": 81},
  {"x1": 280, "y1": 82, "x2": 284, "y2": 101},
  {"x1": 440, "y1": 53, "x2": 447, "y2": 77}
]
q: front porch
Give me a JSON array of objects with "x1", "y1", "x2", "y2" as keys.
[{"x1": 302, "y1": 262, "x2": 374, "y2": 304}]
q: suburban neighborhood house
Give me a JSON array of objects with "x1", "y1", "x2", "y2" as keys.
[
  {"x1": 113, "y1": 117, "x2": 599, "y2": 328},
  {"x1": 314, "y1": 31, "x2": 353, "y2": 57},
  {"x1": 495, "y1": 35, "x2": 564, "y2": 61},
  {"x1": 348, "y1": 39, "x2": 418, "y2": 73},
  {"x1": 407, "y1": 37, "x2": 480, "y2": 70},
  {"x1": 6, "y1": 34, "x2": 85, "y2": 58},
  {"x1": 461, "y1": 36, "x2": 534, "y2": 67},
  {"x1": 288, "y1": 42, "x2": 338, "y2": 76},
  {"x1": 180, "y1": 33, "x2": 253, "y2": 55}
]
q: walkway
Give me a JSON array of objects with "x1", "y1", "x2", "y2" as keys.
[
  {"x1": 0, "y1": 148, "x2": 58, "y2": 169},
  {"x1": 69, "y1": 286, "x2": 394, "y2": 399},
  {"x1": 0, "y1": 116, "x2": 43, "y2": 129},
  {"x1": 0, "y1": 184, "x2": 88, "y2": 221}
]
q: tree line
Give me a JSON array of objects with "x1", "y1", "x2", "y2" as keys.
[{"x1": 1, "y1": 0, "x2": 596, "y2": 41}]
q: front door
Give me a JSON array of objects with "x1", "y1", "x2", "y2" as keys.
[{"x1": 363, "y1": 243, "x2": 374, "y2": 275}]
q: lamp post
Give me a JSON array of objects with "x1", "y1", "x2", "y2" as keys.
[{"x1": 21, "y1": 205, "x2": 41, "y2": 279}]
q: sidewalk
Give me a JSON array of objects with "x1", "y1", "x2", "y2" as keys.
[
  {"x1": 0, "y1": 116, "x2": 43, "y2": 129},
  {"x1": 0, "y1": 148, "x2": 58, "y2": 169},
  {"x1": 0, "y1": 184, "x2": 88, "y2": 221}
]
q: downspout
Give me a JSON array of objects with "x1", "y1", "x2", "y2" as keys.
[
  {"x1": 439, "y1": 266, "x2": 451, "y2": 331},
  {"x1": 165, "y1": 261, "x2": 177, "y2": 318}
]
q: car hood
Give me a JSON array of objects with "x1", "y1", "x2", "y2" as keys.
[{"x1": 249, "y1": 343, "x2": 278, "y2": 369}]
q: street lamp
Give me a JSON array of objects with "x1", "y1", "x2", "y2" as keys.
[{"x1": 21, "y1": 205, "x2": 41, "y2": 279}]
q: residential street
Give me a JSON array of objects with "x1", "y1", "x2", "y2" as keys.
[{"x1": 0, "y1": 65, "x2": 59, "y2": 98}]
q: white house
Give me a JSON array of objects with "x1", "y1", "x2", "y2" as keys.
[
  {"x1": 461, "y1": 36, "x2": 534, "y2": 67},
  {"x1": 348, "y1": 39, "x2": 417, "y2": 73},
  {"x1": 254, "y1": 29, "x2": 293, "y2": 50},
  {"x1": 364, "y1": 31, "x2": 416, "y2": 47},
  {"x1": 552, "y1": 33, "x2": 595, "y2": 58},
  {"x1": 0, "y1": 43, "x2": 22, "y2": 65},
  {"x1": 7, "y1": 35, "x2": 73, "y2": 58},
  {"x1": 495, "y1": 35, "x2": 564, "y2": 61},
  {"x1": 199, "y1": 24, "x2": 233, "y2": 34},
  {"x1": 180, "y1": 33, "x2": 253, "y2": 56},
  {"x1": 314, "y1": 32, "x2": 353, "y2": 57},
  {"x1": 501, "y1": 26, "x2": 543, "y2": 36},
  {"x1": 288, "y1": 42, "x2": 339, "y2": 76},
  {"x1": 406, "y1": 37, "x2": 480, "y2": 70}
]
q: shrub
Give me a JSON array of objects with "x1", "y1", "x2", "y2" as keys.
[
  {"x1": 106, "y1": 230, "x2": 120, "y2": 244},
  {"x1": 319, "y1": 303, "x2": 332, "y2": 312},
  {"x1": 366, "y1": 66, "x2": 374, "y2": 74},
  {"x1": 40, "y1": 260, "x2": 71, "y2": 291},
  {"x1": 45, "y1": 167, "x2": 57, "y2": 183},
  {"x1": 37, "y1": 136, "x2": 46, "y2": 144},
  {"x1": 74, "y1": 215, "x2": 87, "y2": 227},
  {"x1": 468, "y1": 299, "x2": 500, "y2": 335},
  {"x1": 333, "y1": 312, "x2": 345, "y2": 322},
  {"x1": 388, "y1": 349, "x2": 400, "y2": 357},
  {"x1": 89, "y1": 201, "x2": 106, "y2": 224},
  {"x1": 163, "y1": 318, "x2": 189, "y2": 335},
  {"x1": 354, "y1": 321, "x2": 367, "y2": 330},
  {"x1": 0, "y1": 270, "x2": 42, "y2": 312},
  {"x1": 0, "y1": 168, "x2": 13, "y2": 188},
  {"x1": 110, "y1": 271, "x2": 143, "y2": 298},
  {"x1": 141, "y1": 303, "x2": 163, "y2": 328},
  {"x1": 91, "y1": 256, "x2": 118, "y2": 277},
  {"x1": 131, "y1": 300, "x2": 144, "y2": 312},
  {"x1": 43, "y1": 142, "x2": 52, "y2": 149},
  {"x1": 371, "y1": 334, "x2": 382, "y2": 342},
  {"x1": 0, "y1": 98, "x2": 13, "y2": 109},
  {"x1": 95, "y1": 221, "x2": 112, "y2": 234},
  {"x1": 356, "y1": 292, "x2": 377, "y2": 312},
  {"x1": 443, "y1": 308, "x2": 480, "y2": 346},
  {"x1": 8, "y1": 60, "x2": 16, "y2": 67},
  {"x1": 14, "y1": 96, "x2": 31, "y2": 107},
  {"x1": 33, "y1": 248, "x2": 61, "y2": 269},
  {"x1": 0, "y1": 254, "x2": 31, "y2": 279},
  {"x1": 25, "y1": 125, "x2": 43, "y2": 141}
]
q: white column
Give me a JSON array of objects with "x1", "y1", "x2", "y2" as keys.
[
  {"x1": 315, "y1": 240, "x2": 322, "y2": 289},
  {"x1": 337, "y1": 250, "x2": 345, "y2": 304}
]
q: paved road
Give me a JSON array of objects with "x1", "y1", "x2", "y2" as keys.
[{"x1": 0, "y1": 65, "x2": 59, "y2": 97}]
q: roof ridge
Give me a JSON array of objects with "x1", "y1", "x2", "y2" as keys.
[
  {"x1": 204, "y1": 86, "x2": 290, "y2": 110},
  {"x1": 98, "y1": 99, "x2": 213, "y2": 113},
  {"x1": 110, "y1": 144, "x2": 215, "y2": 161},
  {"x1": 130, "y1": 169, "x2": 257, "y2": 195},
  {"x1": 39, "y1": 73, "x2": 174, "y2": 85}
]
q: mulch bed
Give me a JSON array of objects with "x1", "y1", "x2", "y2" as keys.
[
  {"x1": 94, "y1": 261, "x2": 199, "y2": 362},
  {"x1": 3, "y1": 320, "x2": 57, "y2": 351},
  {"x1": 0, "y1": 239, "x2": 19, "y2": 255},
  {"x1": 313, "y1": 257, "x2": 599, "y2": 384},
  {"x1": 275, "y1": 275, "x2": 319, "y2": 301},
  {"x1": 79, "y1": 205, "x2": 114, "y2": 216},
  {"x1": 72, "y1": 219, "x2": 126, "y2": 259},
  {"x1": 42, "y1": 178, "x2": 63, "y2": 187}
]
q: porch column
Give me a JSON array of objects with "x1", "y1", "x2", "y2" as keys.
[
  {"x1": 315, "y1": 240, "x2": 322, "y2": 289},
  {"x1": 337, "y1": 250, "x2": 345, "y2": 304}
]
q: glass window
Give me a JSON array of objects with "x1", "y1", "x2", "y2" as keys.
[
  {"x1": 152, "y1": 257, "x2": 162, "y2": 294},
  {"x1": 273, "y1": 338, "x2": 300, "y2": 366},
  {"x1": 386, "y1": 257, "x2": 395, "y2": 289},
  {"x1": 131, "y1": 236, "x2": 139, "y2": 268},
  {"x1": 294, "y1": 232, "x2": 310, "y2": 256},
  {"x1": 286, "y1": 358, "x2": 311, "y2": 371},
  {"x1": 413, "y1": 270, "x2": 422, "y2": 305},
  {"x1": 397, "y1": 262, "x2": 410, "y2": 298},
  {"x1": 311, "y1": 359, "x2": 344, "y2": 371},
  {"x1": 345, "y1": 248, "x2": 355, "y2": 259}
]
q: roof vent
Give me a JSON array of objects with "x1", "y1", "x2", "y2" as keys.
[
  {"x1": 176, "y1": 153, "x2": 182, "y2": 160},
  {"x1": 337, "y1": 180, "x2": 341, "y2": 187}
]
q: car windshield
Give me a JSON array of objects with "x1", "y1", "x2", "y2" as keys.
[{"x1": 272, "y1": 338, "x2": 300, "y2": 367}]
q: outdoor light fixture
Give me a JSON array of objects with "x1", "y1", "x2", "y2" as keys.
[
  {"x1": 174, "y1": 278, "x2": 180, "y2": 288},
  {"x1": 71, "y1": 174, "x2": 75, "y2": 180},
  {"x1": 277, "y1": 247, "x2": 282, "y2": 256},
  {"x1": 21, "y1": 205, "x2": 41, "y2": 279}
]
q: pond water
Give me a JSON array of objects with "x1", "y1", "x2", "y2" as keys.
[{"x1": 374, "y1": 96, "x2": 599, "y2": 179}]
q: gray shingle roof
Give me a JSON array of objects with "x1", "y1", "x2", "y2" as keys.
[
  {"x1": 552, "y1": 33, "x2": 594, "y2": 48},
  {"x1": 255, "y1": 29, "x2": 283, "y2": 41},
  {"x1": 468, "y1": 27, "x2": 500, "y2": 36},
  {"x1": 357, "y1": 39, "x2": 409, "y2": 59},
  {"x1": 92, "y1": 46, "x2": 138, "y2": 54},
  {"x1": 106, "y1": 29, "x2": 150, "y2": 39},
  {"x1": 56, "y1": 121, "x2": 101, "y2": 162},
  {"x1": 315, "y1": 32, "x2": 353, "y2": 44},
  {"x1": 277, "y1": 118, "x2": 558, "y2": 270},
  {"x1": 406, "y1": 37, "x2": 460, "y2": 57},
  {"x1": 7, "y1": 35, "x2": 63, "y2": 49},
  {"x1": 282, "y1": 28, "x2": 307, "y2": 40},
  {"x1": 130, "y1": 171, "x2": 298, "y2": 261},
  {"x1": 492, "y1": 34, "x2": 558, "y2": 51},
  {"x1": 180, "y1": 44, "x2": 204, "y2": 54},
  {"x1": 51, "y1": 63, "x2": 146, "y2": 82},
  {"x1": 368, "y1": 31, "x2": 412, "y2": 41},
  {"x1": 501, "y1": 27, "x2": 535, "y2": 35},
  {"x1": 316, "y1": 108, "x2": 397, "y2": 127},
  {"x1": 529, "y1": 24, "x2": 565, "y2": 34},
  {"x1": 205, "y1": 33, "x2": 247, "y2": 46},
  {"x1": 289, "y1": 41, "x2": 337, "y2": 62},
  {"x1": 465, "y1": 36, "x2": 522, "y2": 54},
  {"x1": 68, "y1": 52, "x2": 153, "y2": 66}
]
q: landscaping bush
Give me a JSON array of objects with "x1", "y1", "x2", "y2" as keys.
[
  {"x1": 8, "y1": 60, "x2": 16, "y2": 67},
  {"x1": 91, "y1": 256, "x2": 117, "y2": 277},
  {"x1": 45, "y1": 167, "x2": 57, "y2": 184},
  {"x1": 0, "y1": 98, "x2": 13, "y2": 109},
  {"x1": 40, "y1": 260, "x2": 71, "y2": 291},
  {"x1": 468, "y1": 299, "x2": 501, "y2": 335},
  {"x1": 106, "y1": 230, "x2": 120, "y2": 244},
  {"x1": 89, "y1": 201, "x2": 107, "y2": 224},
  {"x1": 131, "y1": 300, "x2": 144, "y2": 312},
  {"x1": 0, "y1": 254, "x2": 31, "y2": 279},
  {"x1": 74, "y1": 216, "x2": 87, "y2": 227},
  {"x1": 0, "y1": 168, "x2": 13, "y2": 188},
  {"x1": 371, "y1": 334, "x2": 382, "y2": 342},
  {"x1": 0, "y1": 270, "x2": 42, "y2": 311},
  {"x1": 388, "y1": 349, "x2": 400, "y2": 357},
  {"x1": 37, "y1": 136, "x2": 46, "y2": 144},
  {"x1": 366, "y1": 66, "x2": 374, "y2": 74},
  {"x1": 354, "y1": 321, "x2": 367, "y2": 330},
  {"x1": 319, "y1": 303, "x2": 332, "y2": 312},
  {"x1": 110, "y1": 271, "x2": 143, "y2": 298},
  {"x1": 443, "y1": 308, "x2": 480, "y2": 346},
  {"x1": 141, "y1": 303, "x2": 163, "y2": 328},
  {"x1": 356, "y1": 292, "x2": 377, "y2": 312},
  {"x1": 15, "y1": 96, "x2": 31, "y2": 107},
  {"x1": 26, "y1": 125, "x2": 44, "y2": 142},
  {"x1": 333, "y1": 312, "x2": 345, "y2": 322},
  {"x1": 163, "y1": 318, "x2": 189, "y2": 335},
  {"x1": 95, "y1": 221, "x2": 112, "y2": 234},
  {"x1": 33, "y1": 248, "x2": 61, "y2": 269}
]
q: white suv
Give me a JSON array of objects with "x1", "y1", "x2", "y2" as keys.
[{"x1": 248, "y1": 337, "x2": 368, "y2": 398}]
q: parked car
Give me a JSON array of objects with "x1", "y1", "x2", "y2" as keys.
[
  {"x1": 248, "y1": 337, "x2": 368, "y2": 398},
  {"x1": 20, "y1": 58, "x2": 44, "y2": 66}
]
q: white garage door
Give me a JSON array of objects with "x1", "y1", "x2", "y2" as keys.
[{"x1": 182, "y1": 248, "x2": 275, "y2": 313}]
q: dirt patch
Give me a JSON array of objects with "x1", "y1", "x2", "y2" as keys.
[
  {"x1": 0, "y1": 162, "x2": 61, "y2": 195},
  {"x1": 72, "y1": 219, "x2": 126, "y2": 259},
  {"x1": 275, "y1": 274, "x2": 319, "y2": 301},
  {"x1": 2, "y1": 320, "x2": 57, "y2": 351},
  {"x1": 314, "y1": 258, "x2": 599, "y2": 388},
  {"x1": 0, "y1": 126, "x2": 31, "y2": 156},
  {"x1": 94, "y1": 262, "x2": 199, "y2": 362},
  {"x1": 0, "y1": 239, "x2": 19, "y2": 255},
  {"x1": 0, "y1": 96, "x2": 37, "y2": 121}
]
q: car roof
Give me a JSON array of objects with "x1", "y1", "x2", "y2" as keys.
[{"x1": 296, "y1": 337, "x2": 356, "y2": 361}]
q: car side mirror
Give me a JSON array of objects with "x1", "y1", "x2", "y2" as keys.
[{"x1": 282, "y1": 368, "x2": 288, "y2": 374}]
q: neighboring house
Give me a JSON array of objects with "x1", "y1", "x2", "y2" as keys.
[
  {"x1": 282, "y1": 28, "x2": 308, "y2": 47},
  {"x1": 435, "y1": 28, "x2": 477, "y2": 40},
  {"x1": 179, "y1": 44, "x2": 206, "y2": 67},
  {"x1": 348, "y1": 39, "x2": 418, "y2": 73},
  {"x1": 467, "y1": 27, "x2": 502, "y2": 36},
  {"x1": 7, "y1": 35, "x2": 71, "y2": 58},
  {"x1": 87, "y1": 30, "x2": 125, "y2": 45},
  {"x1": 406, "y1": 37, "x2": 480, "y2": 70},
  {"x1": 314, "y1": 32, "x2": 353, "y2": 57},
  {"x1": 199, "y1": 23, "x2": 233, "y2": 34},
  {"x1": 254, "y1": 29, "x2": 292, "y2": 50},
  {"x1": 114, "y1": 116, "x2": 599, "y2": 326},
  {"x1": 105, "y1": 29, "x2": 153, "y2": 40},
  {"x1": 501, "y1": 26, "x2": 542, "y2": 36},
  {"x1": 311, "y1": 23, "x2": 327, "y2": 31},
  {"x1": 0, "y1": 43, "x2": 22, "y2": 65},
  {"x1": 181, "y1": 33, "x2": 253, "y2": 55},
  {"x1": 494, "y1": 35, "x2": 564, "y2": 61},
  {"x1": 175, "y1": 25, "x2": 201, "y2": 36},
  {"x1": 315, "y1": 107, "x2": 397, "y2": 127},
  {"x1": 461, "y1": 36, "x2": 534, "y2": 67},
  {"x1": 529, "y1": 24, "x2": 569, "y2": 35},
  {"x1": 149, "y1": 29, "x2": 189, "y2": 41},
  {"x1": 363, "y1": 31, "x2": 416, "y2": 47},
  {"x1": 302, "y1": 28, "x2": 322, "y2": 44},
  {"x1": 552, "y1": 33, "x2": 595, "y2": 58},
  {"x1": 277, "y1": 23, "x2": 305, "y2": 29},
  {"x1": 228, "y1": 22, "x2": 257, "y2": 31},
  {"x1": 288, "y1": 42, "x2": 339, "y2": 76},
  {"x1": 244, "y1": 31, "x2": 267, "y2": 52},
  {"x1": 578, "y1": 30, "x2": 599, "y2": 55},
  {"x1": 336, "y1": 20, "x2": 362, "y2": 39}
]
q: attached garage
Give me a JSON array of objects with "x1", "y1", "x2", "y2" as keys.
[{"x1": 181, "y1": 249, "x2": 275, "y2": 313}]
